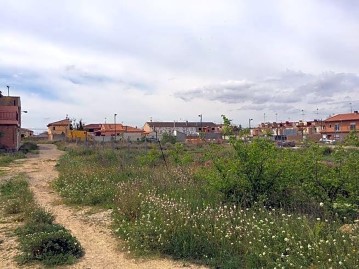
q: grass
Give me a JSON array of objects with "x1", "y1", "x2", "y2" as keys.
[
  {"x1": 53, "y1": 143, "x2": 359, "y2": 268},
  {"x1": 0, "y1": 152, "x2": 26, "y2": 167},
  {"x1": 0, "y1": 175, "x2": 84, "y2": 266},
  {"x1": 0, "y1": 142, "x2": 39, "y2": 167}
]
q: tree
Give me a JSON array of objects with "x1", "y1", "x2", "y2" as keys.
[
  {"x1": 221, "y1": 115, "x2": 234, "y2": 139},
  {"x1": 161, "y1": 132, "x2": 177, "y2": 144}
]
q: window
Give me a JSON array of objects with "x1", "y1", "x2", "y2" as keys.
[
  {"x1": 334, "y1": 124, "x2": 340, "y2": 131},
  {"x1": 350, "y1": 123, "x2": 356, "y2": 131},
  {"x1": 53, "y1": 127, "x2": 56, "y2": 130}
]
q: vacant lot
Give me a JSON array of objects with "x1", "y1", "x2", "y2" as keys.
[{"x1": 53, "y1": 140, "x2": 359, "y2": 268}]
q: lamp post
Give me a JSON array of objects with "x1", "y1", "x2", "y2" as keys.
[
  {"x1": 249, "y1": 118, "x2": 253, "y2": 129},
  {"x1": 114, "y1": 113, "x2": 117, "y2": 141},
  {"x1": 249, "y1": 118, "x2": 253, "y2": 138},
  {"x1": 198, "y1": 114, "x2": 202, "y2": 131}
]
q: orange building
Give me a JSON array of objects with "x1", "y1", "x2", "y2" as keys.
[{"x1": 321, "y1": 112, "x2": 359, "y2": 141}]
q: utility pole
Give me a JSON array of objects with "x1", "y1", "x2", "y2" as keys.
[
  {"x1": 6, "y1": 85, "x2": 9, "y2": 96},
  {"x1": 114, "y1": 113, "x2": 117, "y2": 142}
]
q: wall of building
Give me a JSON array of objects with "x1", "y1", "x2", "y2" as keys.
[
  {"x1": 48, "y1": 125, "x2": 69, "y2": 140},
  {"x1": 0, "y1": 125, "x2": 20, "y2": 151}
]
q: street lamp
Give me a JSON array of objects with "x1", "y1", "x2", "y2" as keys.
[
  {"x1": 114, "y1": 113, "x2": 117, "y2": 141},
  {"x1": 198, "y1": 114, "x2": 202, "y2": 132},
  {"x1": 249, "y1": 118, "x2": 253, "y2": 129}
]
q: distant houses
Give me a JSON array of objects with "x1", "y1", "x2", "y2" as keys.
[
  {"x1": 0, "y1": 94, "x2": 22, "y2": 151},
  {"x1": 43, "y1": 110, "x2": 359, "y2": 145},
  {"x1": 86, "y1": 123, "x2": 145, "y2": 142},
  {"x1": 143, "y1": 121, "x2": 222, "y2": 142},
  {"x1": 250, "y1": 112, "x2": 359, "y2": 143}
]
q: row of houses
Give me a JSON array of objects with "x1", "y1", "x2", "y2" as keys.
[
  {"x1": 251, "y1": 111, "x2": 359, "y2": 142},
  {"x1": 46, "y1": 111, "x2": 359, "y2": 144},
  {"x1": 1, "y1": 94, "x2": 359, "y2": 150},
  {"x1": 46, "y1": 119, "x2": 223, "y2": 143}
]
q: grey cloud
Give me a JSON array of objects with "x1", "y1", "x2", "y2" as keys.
[
  {"x1": 177, "y1": 71, "x2": 359, "y2": 108},
  {"x1": 297, "y1": 72, "x2": 359, "y2": 97},
  {"x1": 63, "y1": 65, "x2": 112, "y2": 85}
]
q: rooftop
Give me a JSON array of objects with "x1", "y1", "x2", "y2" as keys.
[{"x1": 324, "y1": 112, "x2": 359, "y2": 122}]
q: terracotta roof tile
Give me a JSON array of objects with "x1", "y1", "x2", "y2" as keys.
[
  {"x1": 324, "y1": 113, "x2": 359, "y2": 122},
  {"x1": 47, "y1": 119, "x2": 71, "y2": 127}
]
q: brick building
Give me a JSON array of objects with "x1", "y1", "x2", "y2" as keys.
[
  {"x1": 0, "y1": 93, "x2": 22, "y2": 151},
  {"x1": 321, "y1": 111, "x2": 359, "y2": 141}
]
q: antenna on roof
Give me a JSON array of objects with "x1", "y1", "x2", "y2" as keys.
[
  {"x1": 6, "y1": 85, "x2": 9, "y2": 96},
  {"x1": 350, "y1": 102, "x2": 352, "y2": 113}
]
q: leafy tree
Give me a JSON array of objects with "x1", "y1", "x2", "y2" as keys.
[
  {"x1": 344, "y1": 130, "x2": 359, "y2": 146},
  {"x1": 161, "y1": 132, "x2": 177, "y2": 144}
]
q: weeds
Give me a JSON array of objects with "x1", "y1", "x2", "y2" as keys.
[
  {"x1": 0, "y1": 175, "x2": 84, "y2": 266},
  {"x1": 54, "y1": 143, "x2": 359, "y2": 268}
]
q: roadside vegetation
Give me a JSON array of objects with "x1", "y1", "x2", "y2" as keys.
[
  {"x1": 53, "y1": 140, "x2": 359, "y2": 268},
  {"x1": 0, "y1": 174, "x2": 83, "y2": 266},
  {"x1": 0, "y1": 142, "x2": 39, "y2": 167}
]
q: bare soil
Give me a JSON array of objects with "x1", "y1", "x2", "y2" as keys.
[{"x1": 0, "y1": 144, "x2": 206, "y2": 269}]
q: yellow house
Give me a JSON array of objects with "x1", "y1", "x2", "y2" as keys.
[
  {"x1": 47, "y1": 119, "x2": 71, "y2": 141},
  {"x1": 67, "y1": 130, "x2": 93, "y2": 142}
]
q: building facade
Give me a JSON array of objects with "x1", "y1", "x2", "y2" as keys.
[
  {"x1": 143, "y1": 121, "x2": 220, "y2": 140},
  {"x1": 321, "y1": 112, "x2": 359, "y2": 141},
  {"x1": 0, "y1": 95, "x2": 21, "y2": 151},
  {"x1": 47, "y1": 119, "x2": 71, "y2": 141}
]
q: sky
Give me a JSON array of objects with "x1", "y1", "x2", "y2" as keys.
[{"x1": 0, "y1": 0, "x2": 358, "y2": 133}]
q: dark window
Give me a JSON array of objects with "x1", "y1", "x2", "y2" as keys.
[
  {"x1": 53, "y1": 127, "x2": 56, "y2": 130},
  {"x1": 350, "y1": 123, "x2": 356, "y2": 131}
]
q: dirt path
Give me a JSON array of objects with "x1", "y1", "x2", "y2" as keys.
[{"x1": 2, "y1": 144, "x2": 206, "y2": 269}]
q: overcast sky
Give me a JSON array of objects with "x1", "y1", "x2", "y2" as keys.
[{"x1": 1, "y1": 0, "x2": 358, "y2": 132}]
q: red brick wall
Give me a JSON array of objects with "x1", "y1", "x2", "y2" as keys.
[{"x1": 0, "y1": 125, "x2": 19, "y2": 151}]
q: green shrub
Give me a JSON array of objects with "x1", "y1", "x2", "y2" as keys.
[
  {"x1": 17, "y1": 229, "x2": 84, "y2": 266},
  {"x1": 19, "y1": 142, "x2": 39, "y2": 153},
  {"x1": 27, "y1": 208, "x2": 55, "y2": 224}
]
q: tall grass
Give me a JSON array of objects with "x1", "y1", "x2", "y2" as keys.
[{"x1": 54, "y1": 144, "x2": 359, "y2": 268}]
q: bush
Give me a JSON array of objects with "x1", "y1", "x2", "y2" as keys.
[
  {"x1": 19, "y1": 142, "x2": 39, "y2": 153},
  {"x1": 27, "y1": 208, "x2": 55, "y2": 224},
  {"x1": 17, "y1": 229, "x2": 84, "y2": 266}
]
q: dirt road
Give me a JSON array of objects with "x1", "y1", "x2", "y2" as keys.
[{"x1": 1, "y1": 144, "x2": 206, "y2": 269}]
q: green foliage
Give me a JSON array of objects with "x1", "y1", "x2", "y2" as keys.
[
  {"x1": 0, "y1": 152, "x2": 26, "y2": 166},
  {"x1": 138, "y1": 147, "x2": 163, "y2": 167},
  {"x1": 161, "y1": 132, "x2": 177, "y2": 144},
  {"x1": 168, "y1": 143, "x2": 193, "y2": 165},
  {"x1": 0, "y1": 175, "x2": 34, "y2": 215},
  {"x1": 55, "y1": 143, "x2": 359, "y2": 268},
  {"x1": 17, "y1": 227, "x2": 83, "y2": 266},
  {"x1": 19, "y1": 142, "x2": 39, "y2": 153},
  {"x1": 0, "y1": 175, "x2": 83, "y2": 266},
  {"x1": 344, "y1": 130, "x2": 359, "y2": 146},
  {"x1": 221, "y1": 114, "x2": 234, "y2": 138}
]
